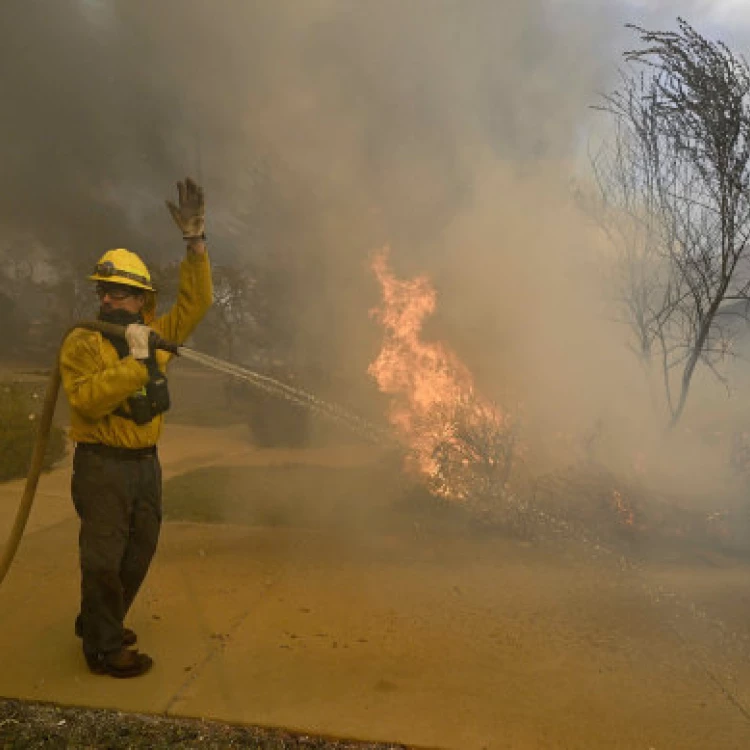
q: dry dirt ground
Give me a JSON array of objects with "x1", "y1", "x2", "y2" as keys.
[{"x1": 3, "y1": 367, "x2": 750, "y2": 748}]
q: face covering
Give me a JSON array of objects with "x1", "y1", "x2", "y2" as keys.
[
  {"x1": 97, "y1": 307, "x2": 145, "y2": 358},
  {"x1": 97, "y1": 307, "x2": 144, "y2": 326}
]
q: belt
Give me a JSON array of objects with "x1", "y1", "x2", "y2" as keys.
[{"x1": 75, "y1": 442, "x2": 158, "y2": 460}]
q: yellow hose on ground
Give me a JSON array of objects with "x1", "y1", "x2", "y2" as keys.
[
  {"x1": 0, "y1": 363, "x2": 62, "y2": 586},
  {"x1": 0, "y1": 322, "x2": 127, "y2": 586}
]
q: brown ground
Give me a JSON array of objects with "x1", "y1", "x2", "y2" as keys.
[{"x1": 2, "y1": 365, "x2": 750, "y2": 748}]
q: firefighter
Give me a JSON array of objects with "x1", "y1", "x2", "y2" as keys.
[{"x1": 59, "y1": 178, "x2": 213, "y2": 677}]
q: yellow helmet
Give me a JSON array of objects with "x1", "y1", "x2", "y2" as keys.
[{"x1": 88, "y1": 248, "x2": 154, "y2": 292}]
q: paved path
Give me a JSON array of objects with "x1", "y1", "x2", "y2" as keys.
[{"x1": 2, "y1": 425, "x2": 750, "y2": 749}]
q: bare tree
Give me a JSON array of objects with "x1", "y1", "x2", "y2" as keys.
[
  {"x1": 587, "y1": 80, "x2": 676, "y2": 369},
  {"x1": 594, "y1": 19, "x2": 750, "y2": 427}
]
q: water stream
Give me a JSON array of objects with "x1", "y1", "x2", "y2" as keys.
[{"x1": 178, "y1": 347, "x2": 395, "y2": 446}]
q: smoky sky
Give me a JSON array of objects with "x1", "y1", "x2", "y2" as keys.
[
  {"x1": 0, "y1": 0, "x2": 621, "y2": 256},
  {"x1": 0, "y1": 0, "x2": 738, "y2": 379}
]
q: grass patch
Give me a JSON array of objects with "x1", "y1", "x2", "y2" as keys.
[
  {"x1": 161, "y1": 459, "x2": 470, "y2": 536},
  {"x1": 0, "y1": 381, "x2": 67, "y2": 481},
  {"x1": 162, "y1": 462, "x2": 413, "y2": 531}
]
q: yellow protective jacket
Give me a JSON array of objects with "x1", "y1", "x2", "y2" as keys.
[{"x1": 59, "y1": 251, "x2": 213, "y2": 449}]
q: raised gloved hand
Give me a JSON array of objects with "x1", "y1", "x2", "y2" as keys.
[
  {"x1": 165, "y1": 177, "x2": 205, "y2": 239},
  {"x1": 125, "y1": 324, "x2": 153, "y2": 361}
]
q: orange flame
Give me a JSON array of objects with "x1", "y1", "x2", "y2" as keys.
[{"x1": 368, "y1": 248, "x2": 515, "y2": 500}]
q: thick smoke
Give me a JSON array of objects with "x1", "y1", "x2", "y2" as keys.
[
  {"x1": 3, "y1": 0, "x2": 747, "y2": 487},
  {"x1": 0, "y1": 0, "x2": 625, "y2": 346}
]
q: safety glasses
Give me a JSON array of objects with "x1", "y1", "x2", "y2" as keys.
[{"x1": 95, "y1": 282, "x2": 141, "y2": 301}]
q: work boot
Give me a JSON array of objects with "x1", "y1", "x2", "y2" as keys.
[
  {"x1": 74, "y1": 616, "x2": 137, "y2": 647},
  {"x1": 85, "y1": 648, "x2": 153, "y2": 678}
]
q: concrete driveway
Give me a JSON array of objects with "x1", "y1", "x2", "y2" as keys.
[{"x1": 1, "y1": 425, "x2": 750, "y2": 749}]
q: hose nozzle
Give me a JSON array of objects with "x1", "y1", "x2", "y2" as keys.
[{"x1": 149, "y1": 332, "x2": 180, "y2": 356}]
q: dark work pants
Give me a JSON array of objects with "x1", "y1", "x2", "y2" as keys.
[{"x1": 71, "y1": 446, "x2": 162, "y2": 656}]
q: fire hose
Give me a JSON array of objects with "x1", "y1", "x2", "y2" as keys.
[{"x1": 0, "y1": 321, "x2": 393, "y2": 586}]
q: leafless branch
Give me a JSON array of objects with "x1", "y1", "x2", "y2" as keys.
[{"x1": 590, "y1": 19, "x2": 750, "y2": 426}]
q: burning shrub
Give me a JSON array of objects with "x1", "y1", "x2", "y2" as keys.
[
  {"x1": 0, "y1": 382, "x2": 66, "y2": 481},
  {"x1": 368, "y1": 248, "x2": 527, "y2": 526},
  {"x1": 428, "y1": 393, "x2": 524, "y2": 515}
]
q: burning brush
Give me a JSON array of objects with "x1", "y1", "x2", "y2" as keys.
[
  {"x1": 368, "y1": 248, "x2": 525, "y2": 524},
  {"x1": 366, "y1": 248, "x2": 746, "y2": 553},
  {"x1": 428, "y1": 392, "x2": 522, "y2": 512}
]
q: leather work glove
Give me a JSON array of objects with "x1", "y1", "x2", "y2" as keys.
[
  {"x1": 165, "y1": 177, "x2": 205, "y2": 239},
  {"x1": 125, "y1": 324, "x2": 153, "y2": 361}
]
